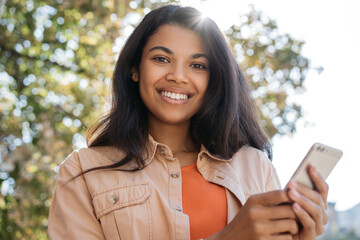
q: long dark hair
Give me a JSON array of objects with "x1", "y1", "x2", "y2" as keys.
[{"x1": 86, "y1": 5, "x2": 272, "y2": 172}]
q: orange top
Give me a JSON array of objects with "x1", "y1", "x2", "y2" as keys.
[{"x1": 181, "y1": 162, "x2": 227, "y2": 240}]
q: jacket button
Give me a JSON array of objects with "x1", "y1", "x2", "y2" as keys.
[
  {"x1": 172, "y1": 205, "x2": 182, "y2": 212},
  {"x1": 109, "y1": 195, "x2": 118, "y2": 204},
  {"x1": 170, "y1": 172, "x2": 180, "y2": 178}
]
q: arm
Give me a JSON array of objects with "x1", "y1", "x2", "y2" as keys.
[{"x1": 48, "y1": 153, "x2": 105, "y2": 240}]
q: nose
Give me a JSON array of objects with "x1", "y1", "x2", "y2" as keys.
[{"x1": 165, "y1": 62, "x2": 189, "y2": 83}]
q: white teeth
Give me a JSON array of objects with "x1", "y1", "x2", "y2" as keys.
[{"x1": 161, "y1": 91, "x2": 189, "y2": 100}]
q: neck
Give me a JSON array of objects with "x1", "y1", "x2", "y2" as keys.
[{"x1": 148, "y1": 116, "x2": 199, "y2": 154}]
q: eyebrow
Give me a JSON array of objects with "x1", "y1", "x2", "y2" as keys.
[
  {"x1": 149, "y1": 46, "x2": 173, "y2": 54},
  {"x1": 148, "y1": 46, "x2": 209, "y2": 60}
]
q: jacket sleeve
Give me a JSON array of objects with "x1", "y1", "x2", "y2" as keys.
[
  {"x1": 48, "y1": 151, "x2": 105, "y2": 240},
  {"x1": 258, "y1": 150, "x2": 282, "y2": 191},
  {"x1": 265, "y1": 163, "x2": 282, "y2": 191}
]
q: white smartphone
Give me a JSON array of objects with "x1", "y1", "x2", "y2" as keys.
[{"x1": 284, "y1": 143, "x2": 343, "y2": 189}]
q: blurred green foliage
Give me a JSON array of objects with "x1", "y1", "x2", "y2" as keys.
[
  {"x1": 0, "y1": 0, "x2": 312, "y2": 238},
  {"x1": 227, "y1": 8, "x2": 310, "y2": 137}
]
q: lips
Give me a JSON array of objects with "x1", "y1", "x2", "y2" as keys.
[{"x1": 160, "y1": 91, "x2": 189, "y2": 100}]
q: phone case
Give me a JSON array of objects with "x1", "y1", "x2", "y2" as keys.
[{"x1": 285, "y1": 143, "x2": 343, "y2": 189}]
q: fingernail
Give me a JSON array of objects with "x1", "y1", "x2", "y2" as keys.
[
  {"x1": 289, "y1": 180, "x2": 297, "y2": 188},
  {"x1": 311, "y1": 166, "x2": 318, "y2": 175},
  {"x1": 293, "y1": 203, "x2": 301, "y2": 211},
  {"x1": 290, "y1": 189, "x2": 299, "y2": 198}
]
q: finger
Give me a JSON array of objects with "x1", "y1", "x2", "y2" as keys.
[
  {"x1": 250, "y1": 190, "x2": 291, "y2": 206},
  {"x1": 288, "y1": 180, "x2": 324, "y2": 209},
  {"x1": 269, "y1": 219, "x2": 299, "y2": 235},
  {"x1": 269, "y1": 235, "x2": 293, "y2": 240},
  {"x1": 292, "y1": 203, "x2": 317, "y2": 238},
  {"x1": 308, "y1": 165, "x2": 329, "y2": 209},
  {"x1": 288, "y1": 188, "x2": 324, "y2": 235},
  {"x1": 288, "y1": 180, "x2": 328, "y2": 225},
  {"x1": 261, "y1": 204, "x2": 297, "y2": 220},
  {"x1": 255, "y1": 219, "x2": 298, "y2": 236},
  {"x1": 292, "y1": 235, "x2": 300, "y2": 240}
]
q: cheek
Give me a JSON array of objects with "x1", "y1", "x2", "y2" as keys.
[
  {"x1": 138, "y1": 65, "x2": 165, "y2": 90},
  {"x1": 138, "y1": 80, "x2": 153, "y2": 107},
  {"x1": 198, "y1": 75, "x2": 210, "y2": 97},
  {"x1": 138, "y1": 71, "x2": 155, "y2": 96}
]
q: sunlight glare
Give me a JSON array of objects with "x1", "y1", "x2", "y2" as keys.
[
  {"x1": 180, "y1": 0, "x2": 251, "y2": 31},
  {"x1": 180, "y1": 0, "x2": 221, "y2": 26},
  {"x1": 180, "y1": 0, "x2": 212, "y2": 17}
]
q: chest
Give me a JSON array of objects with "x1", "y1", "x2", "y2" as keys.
[{"x1": 85, "y1": 158, "x2": 241, "y2": 240}]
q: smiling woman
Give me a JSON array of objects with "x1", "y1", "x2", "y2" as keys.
[{"x1": 48, "y1": 5, "x2": 329, "y2": 240}]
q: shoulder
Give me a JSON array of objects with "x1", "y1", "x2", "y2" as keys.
[
  {"x1": 54, "y1": 146, "x2": 127, "y2": 190},
  {"x1": 229, "y1": 145, "x2": 281, "y2": 191},
  {"x1": 60, "y1": 146, "x2": 125, "y2": 172},
  {"x1": 231, "y1": 145, "x2": 271, "y2": 167}
]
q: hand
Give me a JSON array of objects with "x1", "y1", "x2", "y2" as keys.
[
  {"x1": 207, "y1": 190, "x2": 299, "y2": 240},
  {"x1": 288, "y1": 165, "x2": 329, "y2": 240}
]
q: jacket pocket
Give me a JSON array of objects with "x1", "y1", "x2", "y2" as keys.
[{"x1": 92, "y1": 183, "x2": 152, "y2": 240}]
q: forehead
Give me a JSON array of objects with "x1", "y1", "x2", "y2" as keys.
[{"x1": 143, "y1": 24, "x2": 207, "y2": 55}]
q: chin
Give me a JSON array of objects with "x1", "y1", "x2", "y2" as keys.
[
  {"x1": 160, "y1": 118, "x2": 191, "y2": 125},
  {"x1": 154, "y1": 114, "x2": 193, "y2": 126}
]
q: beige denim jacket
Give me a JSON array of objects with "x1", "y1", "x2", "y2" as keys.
[{"x1": 48, "y1": 138, "x2": 281, "y2": 240}]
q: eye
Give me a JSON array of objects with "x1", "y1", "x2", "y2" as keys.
[
  {"x1": 191, "y1": 63, "x2": 208, "y2": 70},
  {"x1": 153, "y1": 56, "x2": 170, "y2": 63}
]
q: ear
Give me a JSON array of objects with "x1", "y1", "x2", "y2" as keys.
[{"x1": 131, "y1": 68, "x2": 139, "y2": 82}]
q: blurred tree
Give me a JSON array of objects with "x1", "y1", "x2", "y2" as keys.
[
  {"x1": 0, "y1": 0, "x2": 312, "y2": 239},
  {"x1": 227, "y1": 7, "x2": 310, "y2": 137}
]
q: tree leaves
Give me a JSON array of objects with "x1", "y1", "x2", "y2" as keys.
[{"x1": 228, "y1": 7, "x2": 309, "y2": 138}]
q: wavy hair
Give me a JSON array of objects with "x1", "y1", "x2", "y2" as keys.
[{"x1": 86, "y1": 5, "x2": 272, "y2": 172}]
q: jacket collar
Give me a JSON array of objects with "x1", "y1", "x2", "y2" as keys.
[{"x1": 145, "y1": 135, "x2": 232, "y2": 165}]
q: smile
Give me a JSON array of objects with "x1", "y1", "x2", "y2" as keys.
[{"x1": 160, "y1": 91, "x2": 189, "y2": 100}]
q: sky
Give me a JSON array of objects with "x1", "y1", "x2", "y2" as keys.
[{"x1": 181, "y1": 0, "x2": 360, "y2": 211}]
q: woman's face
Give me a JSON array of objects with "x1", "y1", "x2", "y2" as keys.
[{"x1": 133, "y1": 24, "x2": 210, "y2": 126}]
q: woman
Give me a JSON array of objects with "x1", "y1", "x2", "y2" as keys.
[{"x1": 48, "y1": 5, "x2": 328, "y2": 239}]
